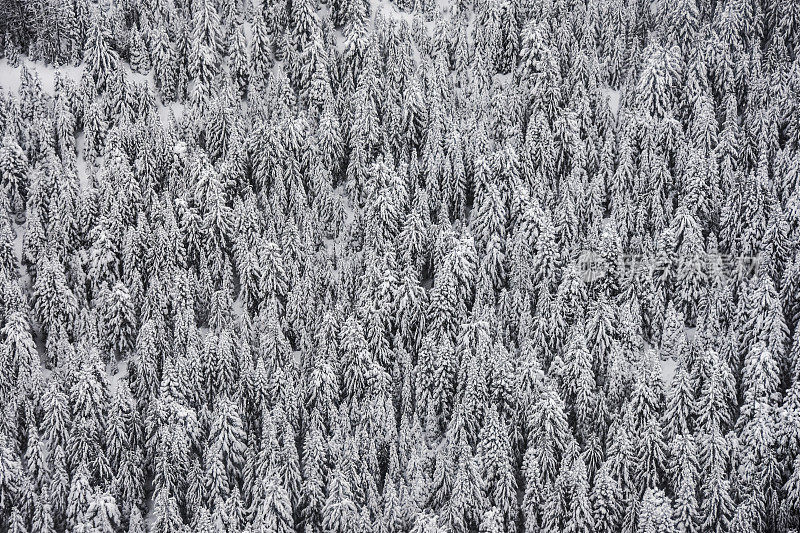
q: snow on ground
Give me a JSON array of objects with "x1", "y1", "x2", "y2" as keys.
[
  {"x1": 0, "y1": 58, "x2": 84, "y2": 95},
  {"x1": 108, "y1": 359, "x2": 129, "y2": 393},
  {"x1": 11, "y1": 221, "x2": 30, "y2": 298},
  {"x1": 659, "y1": 328, "x2": 695, "y2": 386},
  {"x1": 660, "y1": 358, "x2": 678, "y2": 385},
  {"x1": 74, "y1": 132, "x2": 91, "y2": 189},
  {"x1": 373, "y1": 0, "x2": 417, "y2": 25},
  {"x1": 600, "y1": 87, "x2": 621, "y2": 116}
]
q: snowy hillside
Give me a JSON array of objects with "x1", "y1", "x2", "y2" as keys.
[{"x1": 1, "y1": 0, "x2": 800, "y2": 533}]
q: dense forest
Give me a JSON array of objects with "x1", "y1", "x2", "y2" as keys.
[{"x1": 1, "y1": 0, "x2": 800, "y2": 532}]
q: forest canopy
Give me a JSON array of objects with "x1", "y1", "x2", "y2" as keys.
[{"x1": 1, "y1": 0, "x2": 800, "y2": 532}]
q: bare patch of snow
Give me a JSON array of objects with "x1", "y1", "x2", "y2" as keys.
[
  {"x1": 374, "y1": 0, "x2": 417, "y2": 24},
  {"x1": 75, "y1": 132, "x2": 91, "y2": 189},
  {"x1": 0, "y1": 59, "x2": 84, "y2": 95},
  {"x1": 660, "y1": 358, "x2": 678, "y2": 385},
  {"x1": 107, "y1": 359, "x2": 129, "y2": 394},
  {"x1": 600, "y1": 87, "x2": 621, "y2": 116}
]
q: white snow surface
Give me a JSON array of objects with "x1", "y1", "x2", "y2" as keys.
[
  {"x1": 660, "y1": 358, "x2": 678, "y2": 385},
  {"x1": 0, "y1": 58, "x2": 84, "y2": 95},
  {"x1": 601, "y1": 87, "x2": 621, "y2": 116}
]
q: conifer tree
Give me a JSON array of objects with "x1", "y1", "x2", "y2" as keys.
[
  {"x1": 0, "y1": 135, "x2": 29, "y2": 216},
  {"x1": 99, "y1": 281, "x2": 136, "y2": 358},
  {"x1": 33, "y1": 256, "x2": 79, "y2": 337},
  {"x1": 84, "y1": 17, "x2": 119, "y2": 93},
  {"x1": 151, "y1": 27, "x2": 176, "y2": 101}
]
